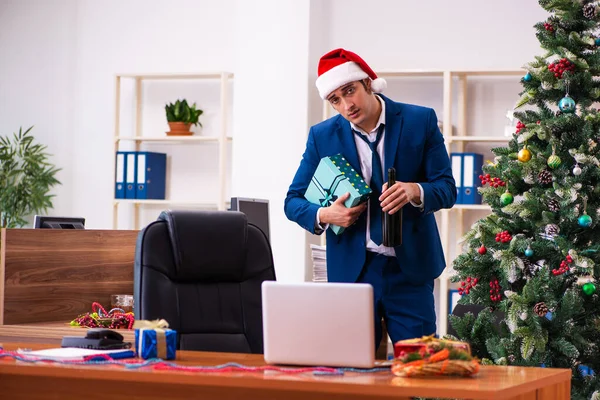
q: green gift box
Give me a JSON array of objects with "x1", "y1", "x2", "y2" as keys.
[{"x1": 304, "y1": 154, "x2": 372, "y2": 235}]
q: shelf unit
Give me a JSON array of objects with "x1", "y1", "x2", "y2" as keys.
[
  {"x1": 112, "y1": 72, "x2": 233, "y2": 230},
  {"x1": 114, "y1": 136, "x2": 233, "y2": 143},
  {"x1": 319, "y1": 69, "x2": 524, "y2": 336}
]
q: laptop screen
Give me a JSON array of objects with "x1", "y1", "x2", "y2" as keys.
[{"x1": 261, "y1": 281, "x2": 376, "y2": 368}]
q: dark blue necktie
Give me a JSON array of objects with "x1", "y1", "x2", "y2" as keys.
[{"x1": 353, "y1": 124, "x2": 385, "y2": 245}]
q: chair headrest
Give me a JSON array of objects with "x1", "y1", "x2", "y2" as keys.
[{"x1": 158, "y1": 210, "x2": 247, "y2": 281}]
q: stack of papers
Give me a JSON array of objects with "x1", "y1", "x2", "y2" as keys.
[
  {"x1": 18, "y1": 347, "x2": 135, "y2": 361},
  {"x1": 310, "y1": 244, "x2": 327, "y2": 282}
]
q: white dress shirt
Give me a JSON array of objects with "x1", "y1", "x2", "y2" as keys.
[{"x1": 316, "y1": 96, "x2": 424, "y2": 256}]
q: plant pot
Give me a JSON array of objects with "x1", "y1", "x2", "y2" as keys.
[{"x1": 166, "y1": 122, "x2": 193, "y2": 136}]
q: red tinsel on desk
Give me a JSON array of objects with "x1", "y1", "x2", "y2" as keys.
[
  {"x1": 0, "y1": 348, "x2": 351, "y2": 375},
  {"x1": 70, "y1": 302, "x2": 134, "y2": 330}
]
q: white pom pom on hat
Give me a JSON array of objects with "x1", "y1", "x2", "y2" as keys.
[{"x1": 370, "y1": 77, "x2": 387, "y2": 94}]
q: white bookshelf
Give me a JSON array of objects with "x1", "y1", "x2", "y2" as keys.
[
  {"x1": 449, "y1": 136, "x2": 511, "y2": 143},
  {"x1": 112, "y1": 72, "x2": 233, "y2": 230},
  {"x1": 115, "y1": 136, "x2": 233, "y2": 143},
  {"x1": 113, "y1": 199, "x2": 224, "y2": 207},
  {"x1": 452, "y1": 204, "x2": 492, "y2": 211},
  {"x1": 318, "y1": 69, "x2": 524, "y2": 336}
]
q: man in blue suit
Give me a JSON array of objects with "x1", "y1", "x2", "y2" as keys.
[{"x1": 284, "y1": 48, "x2": 456, "y2": 349}]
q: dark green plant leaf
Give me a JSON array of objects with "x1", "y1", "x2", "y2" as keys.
[{"x1": 0, "y1": 126, "x2": 61, "y2": 228}]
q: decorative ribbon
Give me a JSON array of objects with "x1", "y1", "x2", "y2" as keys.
[
  {"x1": 0, "y1": 347, "x2": 389, "y2": 375},
  {"x1": 312, "y1": 173, "x2": 347, "y2": 207},
  {"x1": 133, "y1": 319, "x2": 169, "y2": 359}
]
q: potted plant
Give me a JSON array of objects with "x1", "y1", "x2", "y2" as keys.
[
  {"x1": 165, "y1": 99, "x2": 203, "y2": 136},
  {"x1": 0, "y1": 126, "x2": 61, "y2": 228}
]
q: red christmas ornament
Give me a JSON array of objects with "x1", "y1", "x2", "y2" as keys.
[
  {"x1": 458, "y1": 276, "x2": 479, "y2": 296},
  {"x1": 515, "y1": 121, "x2": 526, "y2": 134},
  {"x1": 544, "y1": 22, "x2": 554, "y2": 32},
  {"x1": 489, "y1": 279, "x2": 501, "y2": 302},
  {"x1": 479, "y1": 174, "x2": 506, "y2": 188},
  {"x1": 552, "y1": 254, "x2": 574, "y2": 276},
  {"x1": 548, "y1": 58, "x2": 575, "y2": 79},
  {"x1": 478, "y1": 245, "x2": 487, "y2": 255},
  {"x1": 495, "y1": 230, "x2": 512, "y2": 243}
]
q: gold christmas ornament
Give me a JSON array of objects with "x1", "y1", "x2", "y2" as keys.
[{"x1": 518, "y1": 148, "x2": 532, "y2": 162}]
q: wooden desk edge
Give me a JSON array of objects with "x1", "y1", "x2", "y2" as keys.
[
  {"x1": 2, "y1": 363, "x2": 386, "y2": 398},
  {"x1": 488, "y1": 368, "x2": 571, "y2": 399},
  {"x1": 0, "y1": 353, "x2": 572, "y2": 399}
]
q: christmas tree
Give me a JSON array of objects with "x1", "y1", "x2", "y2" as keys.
[{"x1": 450, "y1": 1, "x2": 600, "y2": 399}]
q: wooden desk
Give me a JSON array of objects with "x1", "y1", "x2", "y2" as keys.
[
  {"x1": 0, "y1": 321, "x2": 134, "y2": 344},
  {"x1": 0, "y1": 342, "x2": 571, "y2": 400},
  {"x1": 0, "y1": 228, "x2": 138, "y2": 325},
  {"x1": 0, "y1": 228, "x2": 138, "y2": 344}
]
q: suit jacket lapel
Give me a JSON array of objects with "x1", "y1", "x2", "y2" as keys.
[
  {"x1": 382, "y1": 95, "x2": 404, "y2": 175},
  {"x1": 335, "y1": 117, "x2": 363, "y2": 177}
]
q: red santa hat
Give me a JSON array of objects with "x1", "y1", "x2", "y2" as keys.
[{"x1": 315, "y1": 48, "x2": 387, "y2": 100}]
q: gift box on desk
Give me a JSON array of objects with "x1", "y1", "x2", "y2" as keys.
[
  {"x1": 305, "y1": 154, "x2": 372, "y2": 235},
  {"x1": 133, "y1": 319, "x2": 177, "y2": 360}
]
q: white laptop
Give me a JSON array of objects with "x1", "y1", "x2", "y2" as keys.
[{"x1": 261, "y1": 281, "x2": 377, "y2": 368}]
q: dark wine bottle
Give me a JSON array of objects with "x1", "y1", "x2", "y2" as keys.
[{"x1": 382, "y1": 167, "x2": 402, "y2": 247}]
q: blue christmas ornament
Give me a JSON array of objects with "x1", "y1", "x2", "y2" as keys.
[
  {"x1": 596, "y1": 38, "x2": 600, "y2": 46},
  {"x1": 558, "y1": 95, "x2": 576, "y2": 113},
  {"x1": 525, "y1": 247, "x2": 534, "y2": 257},
  {"x1": 579, "y1": 214, "x2": 593, "y2": 227},
  {"x1": 524, "y1": 73, "x2": 532, "y2": 82}
]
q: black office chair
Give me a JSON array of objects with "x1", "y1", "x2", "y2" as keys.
[{"x1": 133, "y1": 210, "x2": 276, "y2": 354}]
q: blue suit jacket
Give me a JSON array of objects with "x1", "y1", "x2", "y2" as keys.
[{"x1": 284, "y1": 95, "x2": 457, "y2": 284}]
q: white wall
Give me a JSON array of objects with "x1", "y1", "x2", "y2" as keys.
[
  {"x1": 0, "y1": 0, "x2": 550, "y2": 283},
  {"x1": 231, "y1": 0, "x2": 311, "y2": 282},
  {"x1": 303, "y1": 0, "x2": 333, "y2": 281},
  {"x1": 0, "y1": 0, "x2": 77, "y2": 218},
  {"x1": 327, "y1": 0, "x2": 548, "y2": 71}
]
